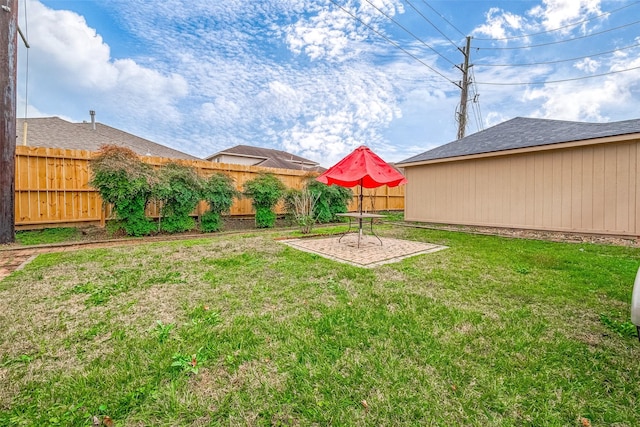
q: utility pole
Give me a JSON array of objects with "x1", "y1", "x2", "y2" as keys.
[
  {"x1": 0, "y1": 0, "x2": 18, "y2": 243},
  {"x1": 456, "y1": 36, "x2": 472, "y2": 140}
]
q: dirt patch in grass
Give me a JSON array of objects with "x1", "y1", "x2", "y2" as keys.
[
  {"x1": 113, "y1": 283, "x2": 187, "y2": 332},
  {"x1": 0, "y1": 367, "x2": 20, "y2": 408},
  {"x1": 190, "y1": 359, "x2": 288, "y2": 416}
]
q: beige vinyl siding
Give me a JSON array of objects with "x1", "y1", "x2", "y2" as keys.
[{"x1": 404, "y1": 138, "x2": 640, "y2": 236}]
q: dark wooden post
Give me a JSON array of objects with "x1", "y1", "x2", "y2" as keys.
[{"x1": 0, "y1": 0, "x2": 18, "y2": 243}]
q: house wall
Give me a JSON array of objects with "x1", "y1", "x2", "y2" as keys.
[
  {"x1": 213, "y1": 154, "x2": 262, "y2": 166},
  {"x1": 404, "y1": 138, "x2": 640, "y2": 236}
]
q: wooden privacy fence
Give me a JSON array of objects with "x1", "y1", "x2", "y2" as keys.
[
  {"x1": 348, "y1": 185, "x2": 405, "y2": 213},
  {"x1": 14, "y1": 146, "x2": 404, "y2": 229}
]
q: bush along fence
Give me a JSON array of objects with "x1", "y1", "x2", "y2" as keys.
[{"x1": 14, "y1": 145, "x2": 405, "y2": 232}]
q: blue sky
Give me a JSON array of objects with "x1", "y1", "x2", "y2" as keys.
[{"x1": 16, "y1": 0, "x2": 640, "y2": 166}]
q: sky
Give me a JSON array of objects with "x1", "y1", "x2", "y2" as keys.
[{"x1": 15, "y1": 0, "x2": 640, "y2": 167}]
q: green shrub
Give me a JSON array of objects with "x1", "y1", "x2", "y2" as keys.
[
  {"x1": 200, "y1": 211, "x2": 222, "y2": 233},
  {"x1": 154, "y1": 163, "x2": 203, "y2": 233},
  {"x1": 200, "y1": 173, "x2": 238, "y2": 232},
  {"x1": 307, "y1": 180, "x2": 353, "y2": 223},
  {"x1": 255, "y1": 207, "x2": 276, "y2": 228},
  {"x1": 90, "y1": 145, "x2": 156, "y2": 236},
  {"x1": 243, "y1": 173, "x2": 286, "y2": 228},
  {"x1": 159, "y1": 215, "x2": 196, "y2": 234}
]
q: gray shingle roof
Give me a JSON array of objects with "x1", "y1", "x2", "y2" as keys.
[
  {"x1": 207, "y1": 144, "x2": 324, "y2": 172},
  {"x1": 16, "y1": 117, "x2": 199, "y2": 160},
  {"x1": 398, "y1": 117, "x2": 640, "y2": 164}
]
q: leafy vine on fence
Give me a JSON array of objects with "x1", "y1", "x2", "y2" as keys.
[
  {"x1": 243, "y1": 173, "x2": 286, "y2": 228},
  {"x1": 154, "y1": 163, "x2": 203, "y2": 233},
  {"x1": 90, "y1": 145, "x2": 157, "y2": 236},
  {"x1": 90, "y1": 145, "x2": 354, "y2": 235},
  {"x1": 200, "y1": 173, "x2": 239, "y2": 232}
]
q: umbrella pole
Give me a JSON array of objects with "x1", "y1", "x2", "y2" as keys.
[{"x1": 358, "y1": 183, "x2": 363, "y2": 247}]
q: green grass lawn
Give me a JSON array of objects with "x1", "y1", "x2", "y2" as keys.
[
  {"x1": 0, "y1": 226, "x2": 638, "y2": 426},
  {"x1": 14, "y1": 227, "x2": 84, "y2": 246}
]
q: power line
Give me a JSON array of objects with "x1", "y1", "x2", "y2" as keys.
[
  {"x1": 475, "y1": 64, "x2": 640, "y2": 86},
  {"x1": 474, "y1": 1, "x2": 640, "y2": 41},
  {"x1": 470, "y1": 98, "x2": 482, "y2": 133},
  {"x1": 361, "y1": 0, "x2": 457, "y2": 67},
  {"x1": 403, "y1": 0, "x2": 460, "y2": 50},
  {"x1": 475, "y1": 20, "x2": 640, "y2": 50},
  {"x1": 474, "y1": 42, "x2": 640, "y2": 67},
  {"x1": 326, "y1": 0, "x2": 458, "y2": 86},
  {"x1": 470, "y1": 66, "x2": 483, "y2": 132},
  {"x1": 420, "y1": 0, "x2": 467, "y2": 38}
]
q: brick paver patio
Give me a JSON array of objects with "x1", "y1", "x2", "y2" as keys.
[
  {"x1": 0, "y1": 249, "x2": 39, "y2": 281},
  {"x1": 281, "y1": 235, "x2": 447, "y2": 268}
]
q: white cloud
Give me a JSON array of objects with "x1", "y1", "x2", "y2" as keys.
[
  {"x1": 27, "y1": 2, "x2": 116, "y2": 89},
  {"x1": 256, "y1": 81, "x2": 303, "y2": 120},
  {"x1": 574, "y1": 58, "x2": 600, "y2": 72},
  {"x1": 468, "y1": 0, "x2": 640, "y2": 131},
  {"x1": 473, "y1": 7, "x2": 529, "y2": 39},
  {"x1": 524, "y1": 64, "x2": 640, "y2": 122},
  {"x1": 285, "y1": 5, "x2": 365, "y2": 61},
  {"x1": 473, "y1": 0, "x2": 605, "y2": 40},
  {"x1": 529, "y1": 0, "x2": 602, "y2": 32},
  {"x1": 20, "y1": 0, "x2": 188, "y2": 123},
  {"x1": 284, "y1": 0, "x2": 404, "y2": 62},
  {"x1": 485, "y1": 111, "x2": 510, "y2": 128},
  {"x1": 274, "y1": 63, "x2": 403, "y2": 166},
  {"x1": 201, "y1": 98, "x2": 242, "y2": 128}
]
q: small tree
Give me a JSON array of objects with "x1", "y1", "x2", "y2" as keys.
[
  {"x1": 243, "y1": 173, "x2": 286, "y2": 228},
  {"x1": 90, "y1": 145, "x2": 156, "y2": 236},
  {"x1": 307, "y1": 180, "x2": 353, "y2": 223},
  {"x1": 283, "y1": 188, "x2": 299, "y2": 226},
  {"x1": 287, "y1": 188, "x2": 320, "y2": 234},
  {"x1": 154, "y1": 162, "x2": 203, "y2": 233},
  {"x1": 200, "y1": 173, "x2": 238, "y2": 232}
]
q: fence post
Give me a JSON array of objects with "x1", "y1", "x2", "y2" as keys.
[{"x1": 100, "y1": 203, "x2": 106, "y2": 228}]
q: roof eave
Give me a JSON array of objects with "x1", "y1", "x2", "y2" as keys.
[
  {"x1": 398, "y1": 132, "x2": 640, "y2": 168},
  {"x1": 206, "y1": 152, "x2": 269, "y2": 161}
]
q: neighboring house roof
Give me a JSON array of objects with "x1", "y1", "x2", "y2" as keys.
[
  {"x1": 398, "y1": 117, "x2": 640, "y2": 165},
  {"x1": 16, "y1": 117, "x2": 199, "y2": 160},
  {"x1": 206, "y1": 144, "x2": 324, "y2": 172}
]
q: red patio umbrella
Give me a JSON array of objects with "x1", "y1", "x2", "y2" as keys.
[{"x1": 316, "y1": 145, "x2": 407, "y2": 214}]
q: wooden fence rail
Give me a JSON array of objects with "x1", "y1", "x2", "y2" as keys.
[{"x1": 14, "y1": 146, "x2": 404, "y2": 229}]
